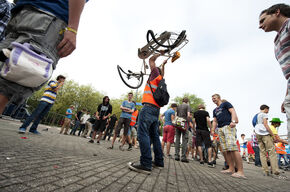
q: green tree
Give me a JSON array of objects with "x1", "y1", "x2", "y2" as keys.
[
  {"x1": 27, "y1": 80, "x2": 104, "y2": 116},
  {"x1": 172, "y1": 93, "x2": 205, "y2": 112}
]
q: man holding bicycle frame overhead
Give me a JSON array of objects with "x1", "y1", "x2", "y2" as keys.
[{"x1": 128, "y1": 52, "x2": 167, "y2": 174}]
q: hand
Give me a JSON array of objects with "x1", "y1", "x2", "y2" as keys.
[
  {"x1": 159, "y1": 50, "x2": 165, "y2": 55},
  {"x1": 281, "y1": 102, "x2": 286, "y2": 113},
  {"x1": 162, "y1": 60, "x2": 167, "y2": 65},
  {"x1": 229, "y1": 122, "x2": 236, "y2": 128},
  {"x1": 96, "y1": 116, "x2": 100, "y2": 120},
  {"x1": 210, "y1": 131, "x2": 214, "y2": 136},
  {"x1": 57, "y1": 30, "x2": 77, "y2": 58},
  {"x1": 102, "y1": 116, "x2": 107, "y2": 120}
]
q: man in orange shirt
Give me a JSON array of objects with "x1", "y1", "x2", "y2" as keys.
[{"x1": 128, "y1": 53, "x2": 166, "y2": 174}]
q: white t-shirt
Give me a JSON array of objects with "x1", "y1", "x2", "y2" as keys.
[
  {"x1": 254, "y1": 112, "x2": 269, "y2": 135},
  {"x1": 81, "y1": 114, "x2": 91, "y2": 124},
  {"x1": 239, "y1": 138, "x2": 247, "y2": 148}
]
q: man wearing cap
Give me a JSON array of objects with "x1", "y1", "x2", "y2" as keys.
[{"x1": 269, "y1": 118, "x2": 289, "y2": 167}]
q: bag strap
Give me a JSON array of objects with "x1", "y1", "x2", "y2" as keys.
[{"x1": 148, "y1": 73, "x2": 154, "y2": 94}]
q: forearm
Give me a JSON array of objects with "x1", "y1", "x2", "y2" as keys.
[
  {"x1": 68, "y1": 0, "x2": 86, "y2": 30},
  {"x1": 211, "y1": 120, "x2": 217, "y2": 133},
  {"x1": 149, "y1": 54, "x2": 160, "y2": 69}
]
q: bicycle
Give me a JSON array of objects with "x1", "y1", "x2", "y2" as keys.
[{"x1": 117, "y1": 30, "x2": 188, "y2": 89}]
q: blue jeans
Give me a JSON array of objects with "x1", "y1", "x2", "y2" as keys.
[
  {"x1": 277, "y1": 154, "x2": 289, "y2": 167},
  {"x1": 137, "y1": 105, "x2": 163, "y2": 169},
  {"x1": 70, "y1": 120, "x2": 80, "y2": 135},
  {"x1": 20, "y1": 101, "x2": 52, "y2": 131},
  {"x1": 253, "y1": 146, "x2": 261, "y2": 166}
]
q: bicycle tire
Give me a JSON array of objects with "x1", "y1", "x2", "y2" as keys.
[
  {"x1": 117, "y1": 65, "x2": 144, "y2": 89},
  {"x1": 147, "y1": 30, "x2": 186, "y2": 50}
]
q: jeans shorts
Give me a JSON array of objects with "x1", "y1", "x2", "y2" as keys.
[{"x1": 0, "y1": 6, "x2": 66, "y2": 104}]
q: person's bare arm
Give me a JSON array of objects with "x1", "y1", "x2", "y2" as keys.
[
  {"x1": 149, "y1": 54, "x2": 161, "y2": 71},
  {"x1": 120, "y1": 106, "x2": 134, "y2": 113},
  {"x1": 211, "y1": 118, "x2": 217, "y2": 136},
  {"x1": 263, "y1": 118, "x2": 274, "y2": 137},
  {"x1": 57, "y1": 0, "x2": 86, "y2": 57},
  {"x1": 281, "y1": 86, "x2": 288, "y2": 113},
  {"x1": 228, "y1": 108, "x2": 238, "y2": 128},
  {"x1": 206, "y1": 116, "x2": 212, "y2": 129},
  {"x1": 170, "y1": 114, "x2": 175, "y2": 123},
  {"x1": 54, "y1": 82, "x2": 64, "y2": 92},
  {"x1": 191, "y1": 118, "x2": 196, "y2": 134},
  {"x1": 103, "y1": 113, "x2": 111, "y2": 120},
  {"x1": 95, "y1": 111, "x2": 100, "y2": 120},
  {"x1": 160, "y1": 60, "x2": 167, "y2": 77}
]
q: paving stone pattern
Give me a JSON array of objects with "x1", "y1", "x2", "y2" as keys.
[{"x1": 0, "y1": 118, "x2": 289, "y2": 192}]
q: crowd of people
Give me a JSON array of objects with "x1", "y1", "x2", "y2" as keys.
[{"x1": 0, "y1": 1, "x2": 289, "y2": 181}]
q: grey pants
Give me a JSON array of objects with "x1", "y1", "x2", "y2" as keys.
[
  {"x1": 0, "y1": 6, "x2": 66, "y2": 104},
  {"x1": 175, "y1": 128, "x2": 188, "y2": 160},
  {"x1": 284, "y1": 92, "x2": 290, "y2": 143}
]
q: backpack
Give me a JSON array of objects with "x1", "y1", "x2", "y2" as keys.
[
  {"x1": 148, "y1": 78, "x2": 170, "y2": 107},
  {"x1": 252, "y1": 113, "x2": 258, "y2": 127}
]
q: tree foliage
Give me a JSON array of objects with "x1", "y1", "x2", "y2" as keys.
[
  {"x1": 27, "y1": 80, "x2": 104, "y2": 116},
  {"x1": 172, "y1": 93, "x2": 205, "y2": 112},
  {"x1": 27, "y1": 80, "x2": 144, "y2": 118}
]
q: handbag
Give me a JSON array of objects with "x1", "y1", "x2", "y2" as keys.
[
  {"x1": 0, "y1": 42, "x2": 53, "y2": 87},
  {"x1": 173, "y1": 115, "x2": 187, "y2": 131}
]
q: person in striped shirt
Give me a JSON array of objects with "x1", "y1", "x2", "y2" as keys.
[
  {"x1": 18, "y1": 75, "x2": 65, "y2": 134},
  {"x1": 259, "y1": 4, "x2": 290, "y2": 142}
]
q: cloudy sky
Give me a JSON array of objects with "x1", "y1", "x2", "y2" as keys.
[{"x1": 21, "y1": 0, "x2": 288, "y2": 138}]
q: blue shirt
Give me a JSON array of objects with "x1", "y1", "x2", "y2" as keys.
[
  {"x1": 120, "y1": 101, "x2": 135, "y2": 119},
  {"x1": 213, "y1": 101, "x2": 233, "y2": 128},
  {"x1": 163, "y1": 108, "x2": 175, "y2": 126},
  {"x1": 0, "y1": 0, "x2": 13, "y2": 41},
  {"x1": 286, "y1": 145, "x2": 290, "y2": 155},
  {"x1": 15, "y1": 0, "x2": 89, "y2": 24},
  {"x1": 66, "y1": 108, "x2": 72, "y2": 119}
]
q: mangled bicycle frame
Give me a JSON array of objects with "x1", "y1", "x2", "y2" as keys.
[{"x1": 117, "y1": 30, "x2": 188, "y2": 89}]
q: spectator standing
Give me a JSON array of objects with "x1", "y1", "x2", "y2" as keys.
[
  {"x1": 175, "y1": 97, "x2": 191, "y2": 163},
  {"x1": 259, "y1": 4, "x2": 290, "y2": 142},
  {"x1": 19, "y1": 75, "x2": 65, "y2": 134},
  {"x1": 211, "y1": 94, "x2": 245, "y2": 178},
  {"x1": 251, "y1": 131, "x2": 262, "y2": 167},
  {"x1": 193, "y1": 104, "x2": 214, "y2": 167},
  {"x1": 109, "y1": 93, "x2": 135, "y2": 150},
  {"x1": 78, "y1": 110, "x2": 90, "y2": 136},
  {"x1": 103, "y1": 114, "x2": 118, "y2": 141},
  {"x1": 239, "y1": 134, "x2": 250, "y2": 163},
  {"x1": 254, "y1": 105, "x2": 279, "y2": 176},
  {"x1": 0, "y1": 0, "x2": 88, "y2": 115},
  {"x1": 161, "y1": 103, "x2": 177, "y2": 158},
  {"x1": 70, "y1": 109, "x2": 85, "y2": 135},
  {"x1": 60, "y1": 105, "x2": 74, "y2": 135},
  {"x1": 89, "y1": 96, "x2": 112, "y2": 144}
]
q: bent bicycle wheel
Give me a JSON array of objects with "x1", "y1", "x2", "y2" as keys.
[
  {"x1": 147, "y1": 30, "x2": 187, "y2": 53},
  {"x1": 117, "y1": 65, "x2": 144, "y2": 89}
]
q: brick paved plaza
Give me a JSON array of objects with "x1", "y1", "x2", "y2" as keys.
[{"x1": 0, "y1": 118, "x2": 289, "y2": 192}]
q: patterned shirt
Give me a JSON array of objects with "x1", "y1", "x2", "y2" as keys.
[
  {"x1": 0, "y1": 0, "x2": 13, "y2": 41},
  {"x1": 40, "y1": 80, "x2": 59, "y2": 104},
  {"x1": 274, "y1": 19, "x2": 290, "y2": 90},
  {"x1": 251, "y1": 132, "x2": 259, "y2": 148}
]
